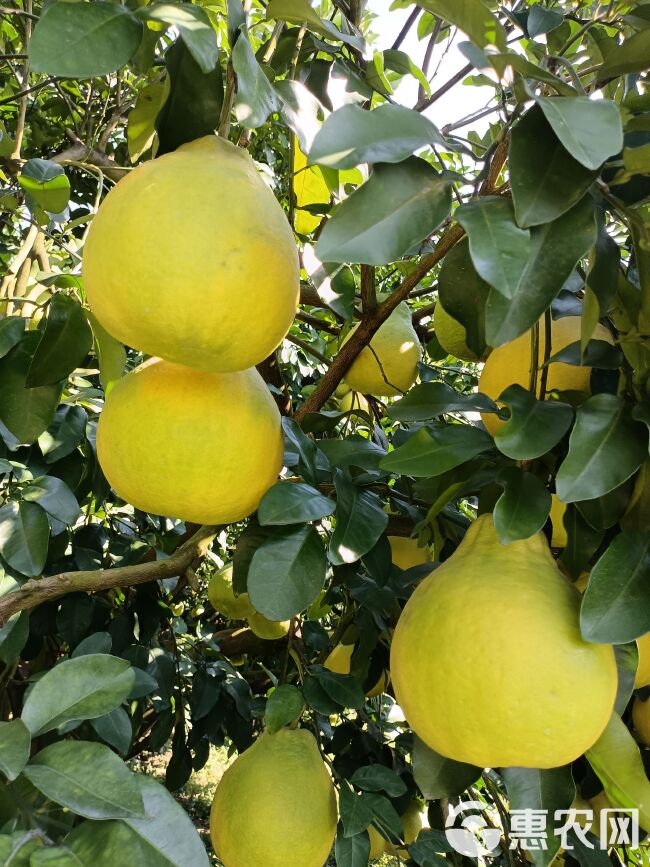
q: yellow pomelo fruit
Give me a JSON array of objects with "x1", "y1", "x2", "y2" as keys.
[
  {"x1": 97, "y1": 359, "x2": 283, "y2": 524},
  {"x1": 324, "y1": 642, "x2": 388, "y2": 698},
  {"x1": 434, "y1": 302, "x2": 481, "y2": 362},
  {"x1": 293, "y1": 139, "x2": 330, "y2": 235},
  {"x1": 368, "y1": 823, "x2": 387, "y2": 860},
  {"x1": 588, "y1": 790, "x2": 611, "y2": 838},
  {"x1": 390, "y1": 514, "x2": 617, "y2": 768},
  {"x1": 635, "y1": 632, "x2": 650, "y2": 688},
  {"x1": 207, "y1": 565, "x2": 254, "y2": 620},
  {"x1": 248, "y1": 612, "x2": 290, "y2": 639},
  {"x1": 479, "y1": 317, "x2": 612, "y2": 436},
  {"x1": 575, "y1": 572, "x2": 590, "y2": 593},
  {"x1": 549, "y1": 494, "x2": 568, "y2": 548},
  {"x1": 388, "y1": 536, "x2": 431, "y2": 570},
  {"x1": 632, "y1": 697, "x2": 650, "y2": 746},
  {"x1": 396, "y1": 802, "x2": 426, "y2": 857},
  {"x1": 210, "y1": 728, "x2": 337, "y2": 867},
  {"x1": 339, "y1": 390, "x2": 370, "y2": 413},
  {"x1": 343, "y1": 303, "x2": 421, "y2": 397},
  {"x1": 84, "y1": 135, "x2": 299, "y2": 372}
]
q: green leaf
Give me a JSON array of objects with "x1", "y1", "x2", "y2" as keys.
[
  {"x1": 456, "y1": 197, "x2": 531, "y2": 299},
  {"x1": 0, "y1": 574, "x2": 29, "y2": 665},
  {"x1": 309, "y1": 104, "x2": 441, "y2": 170},
  {"x1": 26, "y1": 295, "x2": 92, "y2": 387},
  {"x1": 502, "y1": 766, "x2": 575, "y2": 867},
  {"x1": 0, "y1": 719, "x2": 30, "y2": 781},
  {"x1": 232, "y1": 27, "x2": 281, "y2": 129},
  {"x1": 265, "y1": 684, "x2": 303, "y2": 733},
  {"x1": 29, "y1": 1, "x2": 142, "y2": 78},
  {"x1": 38, "y1": 405, "x2": 87, "y2": 464},
  {"x1": 87, "y1": 313, "x2": 126, "y2": 392},
  {"x1": 257, "y1": 481, "x2": 335, "y2": 526},
  {"x1": 338, "y1": 785, "x2": 377, "y2": 837},
  {"x1": 509, "y1": 105, "x2": 598, "y2": 228},
  {"x1": 556, "y1": 395, "x2": 648, "y2": 503},
  {"x1": 383, "y1": 49, "x2": 431, "y2": 97},
  {"x1": 494, "y1": 384, "x2": 574, "y2": 460},
  {"x1": 536, "y1": 97, "x2": 623, "y2": 171},
  {"x1": 0, "y1": 333, "x2": 62, "y2": 443},
  {"x1": 329, "y1": 471, "x2": 388, "y2": 565},
  {"x1": 127, "y1": 81, "x2": 169, "y2": 163},
  {"x1": 282, "y1": 417, "x2": 321, "y2": 486},
  {"x1": 545, "y1": 339, "x2": 623, "y2": 370},
  {"x1": 334, "y1": 825, "x2": 371, "y2": 867},
  {"x1": 247, "y1": 524, "x2": 327, "y2": 619},
  {"x1": 24, "y1": 741, "x2": 145, "y2": 820},
  {"x1": 586, "y1": 712, "x2": 650, "y2": 830},
  {"x1": 0, "y1": 501, "x2": 49, "y2": 577},
  {"x1": 414, "y1": 0, "x2": 506, "y2": 50},
  {"x1": 560, "y1": 506, "x2": 604, "y2": 580},
  {"x1": 156, "y1": 38, "x2": 223, "y2": 155},
  {"x1": 389, "y1": 381, "x2": 498, "y2": 422},
  {"x1": 486, "y1": 195, "x2": 597, "y2": 347},
  {"x1": 23, "y1": 476, "x2": 80, "y2": 535},
  {"x1": 21, "y1": 653, "x2": 135, "y2": 736},
  {"x1": 380, "y1": 425, "x2": 492, "y2": 478},
  {"x1": 493, "y1": 467, "x2": 552, "y2": 545},
  {"x1": 30, "y1": 845, "x2": 83, "y2": 866},
  {"x1": 317, "y1": 438, "x2": 385, "y2": 472},
  {"x1": 437, "y1": 236, "x2": 491, "y2": 358},
  {"x1": 91, "y1": 707, "x2": 132, "y2": 755},
  {"x1": 18, "y1": 160, "x2": 70, "y2": 214},
  {"x1": 140, "y1": 4, "x2": 218, "y2": 74},
  {"x1": 310, "y1": 665, "x2": 365, "y2": 709},
  {"x1": 580, "y1": 531, "x2": 650, "y2": 644},
  {"x1": 350, "y1": 765, "x2": 407, "y2": 798},
  {"x1": 266, "y1": 0, "x2": 362, "y2": 48},
  {"x1": 412, "y1": 736, "x2": 480, "y2": 800},
  {"x1": 0, "y1": 317, "x2": 25, "y2": 359},
  {"x1": 597, "y1": 29, "x2": 650, "y2": 81},
  {"x1": 316, "y1": 158, "x2": 451, "y2": 266},
  {"x1": 527, "y1": 4, "x2": 563, "y2": 37}
]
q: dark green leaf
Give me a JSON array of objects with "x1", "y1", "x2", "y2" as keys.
[
  {"x1": 0, "y1": 317, "x2": 25, "y2": 359},
  {"x1": 156, "y1": 38, "x2": 223, "y2": 154},
  {"x1": 338, "y1": 785, "x2": 376, "y2": 837},
  {"x1": 587, "y1": 222, "x2": 620, "y2": 314},
  {"x1": 380, "y1": 425, "x2": 492, "y2": 478},
  {"x1": 264, "y1": 684, "x2": 303, "y2": 733},
  {"x1": 545, "y1": 339, "x2": 622, "y2": 369},
  {"x1": 493, "y1": 384, "x2": 574, "y2": 460},
  {"x1": 0, "y1": 333, "x2": 62, "y2": 443},
  {"x1": 456, "y1": 197, "x2": 530, "y2": 299},
  {"x1": 282, "y1": 417, "x2": 321, "y2": 486},
  {"x1": 88, "y1": 313, "x2": 126, "y2": 390},
  {"x1": 316, "y1": 158, "x2": 451, "y2": 266},
  {"x1": 437, "y1": 236, "x2": 491, "y2": 358},
  {"x1": 389, "y1": 381, "x2": 498, "y2": 421},
  {"x1": 575, "y1": 481, "x2": 631, "y2": 531},
  {"x1": 408, "y1": 830, "x2": 453, "y2": 865},
  {"x1": 140, "y1": 4, "x2": 218, "y2": 73},
  {"x1": 266, "y1": 0, "x2": 362, "y2": 47},
  {"x1": 493, "y1": 467, "x2": 551, "y2": 544},
  {"x1": 536, "y1": 97, "x2": 623, "y2": 171},
  {"x1": 232, "y1": 27, "x2": 281, "y2": 129},
  {"x1": 258, "y1": 481, "x2": 335, "y2": 526},
  {"x1": 39, "y1": 405, "x2": 87, "y2": 464},
  {"x1": 247, "y1": 524, "x2": 327, "y2": 619},
  {"x1": 556, "y1": 394, "x2": 648, "y2": 502},
  {"x1": 317, "y1": 438, "x2": 386, "y2": 472},
  {"x1": 71, "y1": 631, "x2": 112, "y2": 658},
  {"x1": 18, "y1": 159, "x2": 70, "y2": 214},
  {"x1": 527, "y1": 4, "x2": 563, "y2": 37},
  {"x1": 566, "y1": 829, "x2": 611, "y2": 867},
  {"x1": 486, "y1": 195, "x2": 597, "y2": 347},
  {"x1": 310, "y1": 665, "x2": 365, "y2": 709},
  {"x1": 350, "y1": 765, "x2": 407, "y2": 797},
  {"x1": 29, "y1": 1, "x2": 142, "y2": 78},
  {"x1": 0, "y1": 501, "x2": 49, "y2": 577},
  {"x1": 329, "y1": 471, "x2": 388, "y2": 565},
  {"x1": 23, "y1": 476, "x2": 80, "y2": 535},
  {"x1": 412, "y1": 736, "x2": 480, "y2": 799},
  {"x1": 91, "y1": 707, "x2": 132, "y2": 755},
  {"x1": 309, "y1": 104, "x2": 441, "y2": 170},
  {"x1": 560, "y1": 505, "x2": 604, "y2": 579},
  {"x1": 414, "y1": 0, "x2": 506, "y2": 49},
  {"x1": 580, "y1": 531, "x2": 650, "y2": 644},
  {"x1": 0, "y1": 719, "x2": 30, "y2": 781},
  {"x1": 597, "y1": 29, "x2": 650, "y2": 81},
  {"x1": 502, "y1": 766, "x2": 575, "y2": 867},
  {"x1": 21, "y1": 654, "x2": 135, "y2": 736},
  {"x1": 30, "y1": 845, "x2": 82, "y2": 866},
  {"x1": 334, "y1": 826, "x2": 371, "y2": 867},
  {"x1": 302, "y1": 673, "x2": 341, "y2": 714},
  {"x1": 24, "y1": 741, "x2": 144, "y2": 820},
  {"x1": 0, "y1": 587, "x2": 29, "y2": 665},
  {"x1": 27, "y1": 295, "x2": 92, "y2": 388},
  {"x1": 509, "y1": 105, "x2": 598, "y2": 228}
]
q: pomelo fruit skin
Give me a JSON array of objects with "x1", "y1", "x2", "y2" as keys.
[
  {"x1": 324, "y1": 642, "x2": 387, "y2": 697},
  {"x1": 343, "y1": 303, "x2": 421, "y2": 397},
  {"x1": 635, "y1": 632, "x2": 650, "y2": 688},
  {"x1": 549, "y1": 494, "x2": 568, "y2": 548},
  {"x1": 97, "y1": 359, "x2": 283, "y2": 525},
  {"x1": 390, "y1": 514, "x2": 617, "y2": 769},
  {"x1": 210, "y1": 728, "x2": 337, "y2": 867},
  {"x1": 247, "y1": 612, "x2": 290, "y2": 639},
  {"x1": 388, "y1": 535, "x2": 431, "y2": 570},
  {"x1": 208, "y1": 565, "x2": 254, "y2": 620},
  {"x1": 434, "y1": 302, "x2": 481, "y2": 362},
  {"x1": 84, "y1": 136, "x2": 299, "y2": 373},
  {"x1": 632, "y1": 696, "x2": 650, "y2": 746},
  {"x1": 479, "y1": 317, "x2": 612, "y2": 435}
]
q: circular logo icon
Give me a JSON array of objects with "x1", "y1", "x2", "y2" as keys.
[{"x1": 445, "y1": 800, "x2": 502, "y2": 857}]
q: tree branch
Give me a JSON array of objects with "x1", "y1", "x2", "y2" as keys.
[{"x1": 0, "y1": 525, "x2": 217, "y2": 625}]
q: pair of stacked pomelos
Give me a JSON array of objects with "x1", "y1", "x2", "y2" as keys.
[{"x1": 85, "y1": 136, "x2": 299, "y2": 525}]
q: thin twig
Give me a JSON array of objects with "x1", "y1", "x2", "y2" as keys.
[
  {"x1": 414, "y1": 63, "x2": 472, "y2": 112},
  {"x1": 391, "y1": 7, "x2": 420, "y2": 50}
]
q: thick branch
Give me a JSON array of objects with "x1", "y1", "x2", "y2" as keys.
[{"x1": 0, "y1": 525, "x2": 217, "y2": 624}]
